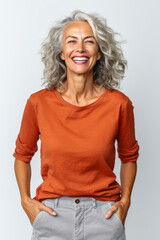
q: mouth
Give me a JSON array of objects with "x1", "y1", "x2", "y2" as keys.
[{"x1": 72, "y1": 56, "x2": 89, "y2": 65}]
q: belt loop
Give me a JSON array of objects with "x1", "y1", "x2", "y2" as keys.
[
  {"x1": 92, "y1": 198, "x2": 97, "y2": 208},
  {"x1": 54, "y1": 198, "x2": 59, "y2": 208}
]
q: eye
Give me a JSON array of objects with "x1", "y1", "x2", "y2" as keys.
[
  {"x1": 86, "y1": 41, "x2": 94, "y2": 44},
  {"x1": 68, "y1": 40, "x2": 76, "y2": 43}
]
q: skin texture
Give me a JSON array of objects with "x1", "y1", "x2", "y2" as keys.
[
  {"x1": 14, "y1": 159, "x2": 57, "y2": 226},
  {"x1": 14, "y1": 21, "x2": 137, "y2": 227},
  {"x1": 105, "y1": 162, "x2": 137, "y2": 226},
  {"x1": 59, "y1": 21, "x2": 105, "y2": 106}
]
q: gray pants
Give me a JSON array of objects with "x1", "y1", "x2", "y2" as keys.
[{"x1": 31, "y1": 196, "x2": 127, "y2": 240}]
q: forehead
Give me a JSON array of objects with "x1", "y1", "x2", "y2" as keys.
[{"x1": 62, "y1": 21, "x2": 94, "y2": 37}]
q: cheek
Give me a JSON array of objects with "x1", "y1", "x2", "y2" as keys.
[
  {"x1": 86, "y1": 47, "x2": 100, "y2": 56},
  {"x1": 61, "y1": 46, "x2": 70, "y2": 55},
  {"x1": 65, "y1": 45, "x2": 75, "y2": 53}
]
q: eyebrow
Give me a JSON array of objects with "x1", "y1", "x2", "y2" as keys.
[{"x1": 65, "y1": 36, "x2": 95, "y2": 40}]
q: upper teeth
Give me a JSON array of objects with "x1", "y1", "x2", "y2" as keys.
[{"x1": 72, "y1": 57, "x2": 89, "y2": 61}]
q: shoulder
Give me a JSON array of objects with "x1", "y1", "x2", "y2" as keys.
[
  {"x1": 107, "y1": 88, "x2": 130, "y2": 101},
  {"x1": 107, "y1": 88, "x2": 133, "y2": 105},
  {"x1": 29, "y1": 88, "x2": 49, "y2": 99},
  {"x1": 27, "y1": 88, "x2": 51, "y2": 105},
  {"x1": 106, "y1": 88, "x2": 134, "y2": 112}
]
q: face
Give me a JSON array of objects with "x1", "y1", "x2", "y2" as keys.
[{"x1": 60, "y1": 21, "x2": 102, "y2": 75}]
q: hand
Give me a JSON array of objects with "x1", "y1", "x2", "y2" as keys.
[
  {"x1": 105, "y1": 199, "x2": 130, "y2": 226},
  {"x1": 21, "y1": 197, "x2": 57, "y2": 225}
]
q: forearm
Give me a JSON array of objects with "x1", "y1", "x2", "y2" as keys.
[
  {"x1": 120, "y1": 162, "x2": 137, "y2": 204},
  {"x1": 14, "y1": 158, "x2": 31, "y2": 204}
]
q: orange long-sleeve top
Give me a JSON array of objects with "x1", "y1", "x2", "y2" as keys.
[{"x1": 13, "y1": 87, "x2": 140, "y2": 202}]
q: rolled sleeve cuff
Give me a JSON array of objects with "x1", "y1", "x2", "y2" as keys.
[
  {"x1": 13, "y1": 134, "x2": 38, "y2": 163},
  {"x1": 117, "y1": 140, "x2": 140, "y2": 163}
]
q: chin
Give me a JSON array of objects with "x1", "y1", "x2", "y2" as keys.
[
  {"x1": 74, "y1": 71, "x2": 90, "y2": 75},
  {"x1": 71, "y1": 68, "x2": 92, "y2": 74}
]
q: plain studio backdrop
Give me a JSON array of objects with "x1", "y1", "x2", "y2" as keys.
[{"x1": 0, "y1": 0, "x2": 159, "y2": 239}]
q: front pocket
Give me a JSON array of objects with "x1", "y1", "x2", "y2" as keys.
[
  {"x1": 107, "y1": 201, "x2": 125, "y2": 230},
  {"x1": 32, "y1": 199, "x2": 55, "y2": 229},
  {"x1": 32, "y1": 210, "x2": 44, "y2": 228},
  {"x1": 114, "y1": 211, "x2": 125, "y2": 229}
]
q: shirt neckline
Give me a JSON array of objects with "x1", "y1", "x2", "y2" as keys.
[{"x1": 53, "y1": 87, "x2": 108, "y2": 110}]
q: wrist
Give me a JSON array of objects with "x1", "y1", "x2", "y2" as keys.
[
  {"x1": 21, "y1": 194, "x2": 31, "y2": 205},
  {"x1": 120, "y1": 196, "x2": 131, "y2": 205}
]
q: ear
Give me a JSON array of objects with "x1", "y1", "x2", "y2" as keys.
[
  {"x1": 97, "y1": 51, "x2": 102, "y2": 61},
  {"x1": 60, "y1": 51, "x2": 65, "y2": 60}
]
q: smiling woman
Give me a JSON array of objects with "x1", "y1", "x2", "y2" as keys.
[
  {"x1": 60, "y1": 21, "x2": 101, "y2": 75},
  {"x1": 13, "y1": 9, "x2": 139, "y2": 240},
  {"x1": 40, "y1": 10, "x2": 127, "y2": 92}
]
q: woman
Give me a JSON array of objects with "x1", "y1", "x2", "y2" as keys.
[{"x1": 13, "y1": 10, "x2": 139, "y2": 240}]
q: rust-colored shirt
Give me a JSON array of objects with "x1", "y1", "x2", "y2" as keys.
[{"x1": 13, "y1": 87, "x2": 139, "y2": 202}]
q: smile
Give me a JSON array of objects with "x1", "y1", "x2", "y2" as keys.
[{"x1": 72, "y1": 57, "x2": 89, "y2": 64}]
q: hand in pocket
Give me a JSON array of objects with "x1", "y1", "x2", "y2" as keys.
[
  {"x1": 105, "y1": 200, "x2": 130, "y2": 226},
  {"x1": 21, "y1": 197, "x2": 57, "y2": 225}
]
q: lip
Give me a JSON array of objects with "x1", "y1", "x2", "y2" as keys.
[
  {"x1": 72, "y1": 55, "x2": 89, "y2": 59},
  {"x1": 71, "y1": 55, "x2": 89, "y2": 65}
]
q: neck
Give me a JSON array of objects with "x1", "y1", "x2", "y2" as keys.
[{"x1": 58, "y1": 70, "x2": 101, "y2": 102}]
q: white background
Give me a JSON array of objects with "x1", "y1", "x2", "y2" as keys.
[{"x1": 1, "y1": 0, "x2": 160, "y2": 239}]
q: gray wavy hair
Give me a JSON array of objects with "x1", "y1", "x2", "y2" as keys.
[{"x1": 39, "y1": 10, "x2": 127, "y2": 91}]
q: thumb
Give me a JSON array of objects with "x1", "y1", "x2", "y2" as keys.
[
  {"x1": 42, "y1": 204, "x2": 57, "y2": 216},
  {"x1": 105, "y1": 206, "x2": 115, "y2": 219}
]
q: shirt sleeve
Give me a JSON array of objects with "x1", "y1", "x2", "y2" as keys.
[
  {"x1": 116, "y1": 97, "x2": 140, "y2": 163},
  {"x1": 13, "y1": 96, "x2": 40, "y2": 163}
]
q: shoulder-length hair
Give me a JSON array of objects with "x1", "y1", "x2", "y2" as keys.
[{"x1": 39, "y1": 10, "x2": 127, "y2": 91}]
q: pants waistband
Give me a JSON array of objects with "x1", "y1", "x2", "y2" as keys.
[{"x1": 42, "y1": 196, "x2": 115, "y2": 209}]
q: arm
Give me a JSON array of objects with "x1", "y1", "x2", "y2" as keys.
[
  {"x1": 13, "y1": 96, "x2": 39, "y2": 204},
  {"x1": 105, "y1": 162, "x2": 137, "y2": 224},
  {"x1": 14, "y1": 158, "x2": 31, "y2": 204},
  {"x1": 13, "y1": 96, "x2": 56, "y2": 225},
  {"x1": 14, "y1": 158, "x2": 57, "y2": 224},
  {"x1": 117, "y1": 97, "x2": 139, "y2": 206},
  {"x1": 105, "y1": 97, "x2": 139, "y2": 225},
  {"x1": 120, "y1": 161, "x2": 137, "y2": 205}
]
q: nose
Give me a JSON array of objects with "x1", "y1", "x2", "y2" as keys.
[{"x1": 76, "y1": 41, "x2": 85, "y2": 53}]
